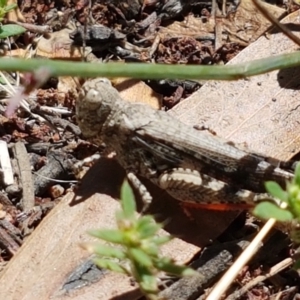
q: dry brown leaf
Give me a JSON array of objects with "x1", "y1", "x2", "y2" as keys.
[
  {"x1": 112, "y1": 78, "x2": 162, "y2": 109},
  {"x1": 8, "y1": 28, "x2": 87, "y2": 60},
  {"x1": 0, "y1": 159, "x2": 236, "y2": 299},
  {"x1": 158, "y1": 14, "x2": 215, "y2": 40},
  {"x1": 222, "y1": 0, "x2": 285, "y2": 46},
  {"x1": 158, "y1": 0, "x2": 285, "y2": 47},
  {"x1": 36, "y1": 29, "x2": 87, "y2": 94},
  {"x1": 57, "y1": 76, "x2": 78, "y2": 94},
  {"x1": 6, "y1": 48, "x2": 28, "y2": 57},
  {"x1": 6, "y1": 0, "x2": 25, "y2": 22},
  {"x1": 0, "y1": 164, "x2": 138, "y2": 300},
  {"x1": 35, "y1": 28, "x2": 86, "y2": 59},
  {"x1": 170, "y1": 10, "x2": 300, "y2": 161}
]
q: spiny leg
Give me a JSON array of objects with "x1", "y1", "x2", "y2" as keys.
[
  {"x1": 157, "y1": 168, "x2": 274, "y2": 210},
  {"x1": 127, "y1": 172, "x2": 153, "y2": 214},
  {"x1": 73, "y1": 153, "x2": 101, "y2": 180},
  {"x1": 158, "y1": 168, "x2": 202, "y2": 191}
]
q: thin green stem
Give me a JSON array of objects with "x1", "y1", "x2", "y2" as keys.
[{"x1": 0, "y1": 51, "x2": 300, "y2": 80}]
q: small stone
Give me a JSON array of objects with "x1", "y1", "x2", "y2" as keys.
[{"x1": 49, "y1": 185, "x2": 65, "y2": 198}]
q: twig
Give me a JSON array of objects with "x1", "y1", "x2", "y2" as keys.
[
  {"x1": 10, "y1": 21, "x2": 52, "y2": 34},
  {"x1": 252, "y1": 0, "x2": 300, "y2": 47},
  {"x1": 225, "y1": 258, "x2": 293, "y2": 300},
  {"x1": 207, "y1": 218, "x2": 277, "y2": 299},
  {"x1": 158, "y1": 239, "x2": 251, "y2": 300},
  {"x1": 38, "y1": 106, "x2": 72, "y2": 116},
  {"x1": 14, "y1": 142, "x2": 35, "y2": 211},
  {"x1": 33, "y1": 151, "x2": 76, "y2": 196},
  {"x1": 0, "y1": 220, "x2": 21, "y2": 255},
  {"x1": 0, "y1": 71, "x2": 46, "y2": 121},
  {"x1": 0, "y1": 71, "x2": 16, "y2": 94},
  {"x1": 0, "y1": 141, "x2": 14, "y2": 185}
]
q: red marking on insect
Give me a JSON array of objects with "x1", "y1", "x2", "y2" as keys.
[{"x1": 181, "y1": 202, "x2": 253, "y2": 211}]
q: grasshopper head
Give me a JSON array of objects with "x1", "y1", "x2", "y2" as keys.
[{"x1": 76, "y1": 78, "x2": 118, "y2": 143}]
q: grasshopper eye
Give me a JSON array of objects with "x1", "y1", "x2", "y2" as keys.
[{"x1": 84, "y1": 88, "x2": 100, "y2": 103}]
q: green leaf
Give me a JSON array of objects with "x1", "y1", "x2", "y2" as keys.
[
  {"x1": 90, "y1": 244, "x2": 126, "y2": 259},
  {"x1": 93, "y1": 258, "x2": 127, "y2": 274},
  {"x1": 154, "y1": 257, "x2": 197, "y2": 276},
  {"x1": 0, "y1": 0, "x2": 7, "y2": 8},
  {"x1": 0, "y1": 75, "x2": 6, "y2": 84},
  {"x1": 288, "y1": 197, "x2": 300, "y2": 219},
  {"x1": 294, "y1": 163, "x2": 300, "y2": 186},
  {"x1": 4, "y1": 3, "x2": 16, "y2": 12},
  {"x1": 253, "y1": 202, "x2": 293, "y2": 221},
  {"x1": 151, "y1": 236, "x2": 172, "y2": 246},
  {"x1": 132, "y1": 261, "x2": 158, "y2": 295},
  {"x1": 265, "y1": 181, "x2": 288, "y2": 202},
  {"x1": 293, "y1": 259, "x2": 300, "y2": 270},
  {"x1": 137, "y1": 216, "x2": 161, "y2": 239},
  {"x1": 290, "y1": 228, "x2": 300, "y2": 243},
  {"x1": 141, "y1": 243, "x2": 159, "y2": 256},
  {"x1": 138, "y1": 274, "x2": 158, "y2": 296},
  {"x1": 0, "y1": 24, "x2": 26, "y2": 39},
  {"x1": 88, "y1": 229, "x2": 126, "y2": 244},
  {"x1": 129, "y1": 248, "x2": 153, "y2": 268},
  {"x1": 121, "y1": 180, "x2": 136, "y2": 218}
]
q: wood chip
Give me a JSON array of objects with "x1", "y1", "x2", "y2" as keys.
[
  {"x1": 0, "y1": 141, "x2": 14, "y2": 186},
  {"x1": 13, "y1": 142, "x2": 34, "y2": 211}
]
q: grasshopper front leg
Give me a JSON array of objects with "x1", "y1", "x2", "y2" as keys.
[{"x1": 127, "y1": 172, "x2": 153, "y2": 213}]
